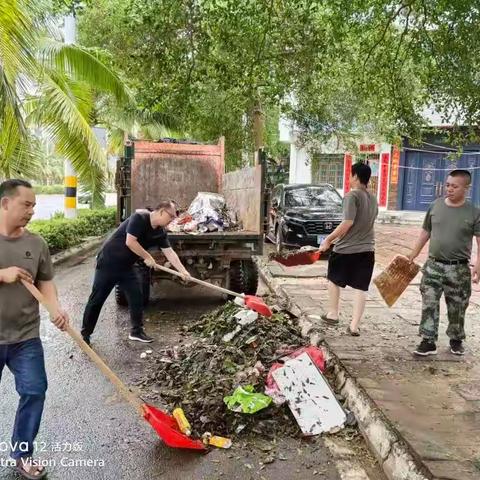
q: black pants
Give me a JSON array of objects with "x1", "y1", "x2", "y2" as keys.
[
  {"x1": 81, "y1": 266, "x2": 144, "y2": 337},
  {"x1": 327, "y1": 251, "x2": 375, "y2": 292}
]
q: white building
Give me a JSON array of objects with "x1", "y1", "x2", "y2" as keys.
[{"x1": 279, "y1": 116, "x2": 392, "y2": 208}]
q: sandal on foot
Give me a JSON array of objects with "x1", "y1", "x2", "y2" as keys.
[
  {"x1": 14, "y1": 458, "x2": 47, "y2": 479},
  {"x1": 346, "y1": 326, "x2": 360, "y2": 336},
  {"x1": 321, "y1": 314, "x2": 339, "y2": 325}
]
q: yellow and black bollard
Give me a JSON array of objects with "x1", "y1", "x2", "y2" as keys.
[{"x1": 64, "y1": 162, "x2": 77, "y2": 218}]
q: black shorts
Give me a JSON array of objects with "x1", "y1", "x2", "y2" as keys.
[{"x1": 327, "y1": 251, "x2": 375, "y2": 292}]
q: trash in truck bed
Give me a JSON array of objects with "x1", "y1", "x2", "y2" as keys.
[{"x1": 168, "y1": 192, "x2": 240, "y2": 234}]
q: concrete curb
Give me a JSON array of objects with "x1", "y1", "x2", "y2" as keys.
[
  {"x1": 376, "y1": 214, "x2": 423, "y2": 226},
  {"x1": 51, "y1": 234, "x2": 108, "y2": 267},
  {"x1": 255, "y1": 256, "x2": 433, "y2": 480}
]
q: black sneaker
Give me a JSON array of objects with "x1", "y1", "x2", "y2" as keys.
[
  {"x1": 82, "y1": 335, "x2": 91, "y2": 346},
  {"x1": 128, "y1": 331, "x2": 153, "y2": 343},
  {"x1": 413, "y1": 339, "x2": 437, "y2": 356},
  {"x1": 450, "y1": 339, "x2": 465, "y2": 355}
]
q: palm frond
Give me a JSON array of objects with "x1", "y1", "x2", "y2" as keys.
[
  {"x1": 25, "y1": 69, "x2": 107, "y2": 197},
  {"x1": 0, "y1": 0, "x2": 36, "y2": 79},
  {"x1": 0, "y1": 0, "x2": 37, "y2": 147},
  {"x1": 0, "y1": 113, "x2": 41, "y2": 179},
  {"x1": 38, "y1": 39, "x2": 132, "y2": 104},
  {"x1": 52, "y1": 124, "x2": 106, "y2": 206},
  {"x1": 106, "y1": 127, "x2": 126, "y2": 156}
]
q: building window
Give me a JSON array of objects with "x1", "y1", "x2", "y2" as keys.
[{"x1": 311, "y1": 153, "x2": 344, "y2": 189}]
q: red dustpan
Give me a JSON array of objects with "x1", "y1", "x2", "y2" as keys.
[
  {"x1": 271, "y1": 249, "x2": 322, "y2": 267},
  {"x1": 143, "y1": 405, "x2": 206, "y2": 450},
  {"x1": 22, "y1": 280, "x2": 207, "y2": 452},
  {"x1": 244, "y1": 295, "x2": 272, "y2": 317}
]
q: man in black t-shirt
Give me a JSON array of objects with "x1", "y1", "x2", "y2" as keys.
[{"x1": 81, "y1": 200, "x2": 190, "y2": 344}]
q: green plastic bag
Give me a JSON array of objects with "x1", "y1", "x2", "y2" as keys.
[{"x1": 224, "y1": 385, "x2": 272, "y2": 414}]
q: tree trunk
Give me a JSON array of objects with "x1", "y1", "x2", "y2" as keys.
[{"x1": 252, "y1": 102, "x2": 265, "y2": 165}]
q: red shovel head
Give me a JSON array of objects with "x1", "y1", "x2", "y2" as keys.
[
  {"x1": 244, "y1": 295, "x2": 273, "y2": 317},
  {"x1": 271, "y1": 249, "x2": 322, "y2": 267},
  {"x1": 143, "y1": 404, "x2": 207, "y2": 451}
]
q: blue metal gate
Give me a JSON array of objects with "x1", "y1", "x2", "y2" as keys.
[{"x1": 401, "y1": 150, "x2": 480, "y2": 211}]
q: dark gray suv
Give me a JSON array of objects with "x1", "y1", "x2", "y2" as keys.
[{"x1": 266, "y1": 184, "x2": 343, "y2": 252}]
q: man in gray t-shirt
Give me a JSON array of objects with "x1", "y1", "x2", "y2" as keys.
[
  {"x1": 0, "y1": 180, "x2": 69, "y2": 478},
  {"x1": 319, "y1": 162, "x2": 378, "y2": 335},
  {"x1": 408, "y1": 170, "x2": 480, "y2": 357},
  {"x1": 334, "y1": 188, "x2": 378, "y2": 254}
]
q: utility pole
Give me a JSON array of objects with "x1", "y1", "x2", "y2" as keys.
[{"x1": 63, "y1": 13, "x2": 78, "y2": 218}]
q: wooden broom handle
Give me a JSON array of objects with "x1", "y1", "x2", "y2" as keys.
[
  {"x1": 153, "y1": 263, "x2": 243, "y2": 299},
  {"x1": 21, "y1": 280, "x2": 145, "y2": 416}
]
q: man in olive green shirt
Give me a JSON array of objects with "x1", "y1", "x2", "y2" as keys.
[
  {"x1": 0, "y1": 180, "x2": 69, "y2": 479},
  {"x1": 408, "y1": 170, "x2": 480, "y2": 356}
]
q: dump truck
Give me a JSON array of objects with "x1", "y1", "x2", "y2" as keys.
[{"x1": 114, "y1": 137, "x2": 265, "y2": 306}]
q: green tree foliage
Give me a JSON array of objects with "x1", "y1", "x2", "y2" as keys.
[
  {"x1": 78, "y1": 0, "x2": 330, "y2": 167},
  {"x1": 77, "y1": 0, "x2": 480, "y2": 160}
]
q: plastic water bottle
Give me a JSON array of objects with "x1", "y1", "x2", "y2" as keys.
[
  {"x1": 173, "y1": 408, "x2": 192, "y2": 436},
  {"x1": 202, "y1": 432, "x2": 232, "y2": 449}
]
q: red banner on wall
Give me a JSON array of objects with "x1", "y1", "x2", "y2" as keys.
[
  {"x1": 390, "y1": 145, "x2": 400, "y2": 184},
  {"x1": 359, "y1": 144, "x2": 376, "y2": 153},
  {"x1": 344, "y1": 153, "x2": 353, "y2": 193},
  {"x1": 379, "y1": 152, "x2": 390, "y2": 207}
]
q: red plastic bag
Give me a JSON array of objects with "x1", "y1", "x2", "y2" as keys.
[
  {"x1": 265, "y1": 347, "x2": 326, "y2": 405},
  {"x1": 291, "y1": 346, "x2": 326, "y2": 371},
  {"x1": 178, "y1": 214, "x2": 193, "y2": 225}
]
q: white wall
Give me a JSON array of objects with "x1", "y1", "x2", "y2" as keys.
[
  {"x1": 278, "y1": 116, "x2": 292, "y2": 142},
  {"x1": 279, "y1": 115, "x2": 312, "y2": 185},
  {"x1": 289, "y1": 142, "x2": 311, "y2": 184}
]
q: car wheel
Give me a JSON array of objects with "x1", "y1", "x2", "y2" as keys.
[{"x1": 275, "y1": 226, "x2": 284, "y2": 254}]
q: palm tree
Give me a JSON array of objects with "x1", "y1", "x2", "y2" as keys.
[
  {"x1": 101, "y1": 104, "x2": 180, "y2": 156},
  {"x1": 0, "y1": 1, "x2": 38, "y2": 178},
  {"x1": 0, "y1": 0, "x2": 130, "y2": 203}
]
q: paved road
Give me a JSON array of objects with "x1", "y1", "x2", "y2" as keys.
[
  {"x1": 0, "y1": 255, "x2": 385, "y2": 480},
  {"x1": 32, "y1": 194, "x2": 117, "y2": 220}
]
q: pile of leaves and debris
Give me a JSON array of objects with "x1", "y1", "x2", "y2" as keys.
[{"x1": 139, "y1": 302, "x2": 308, "y2": 438}]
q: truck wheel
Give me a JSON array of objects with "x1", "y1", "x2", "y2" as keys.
[
  {"x1": 139, "y1": 267, "x2": 151, "y2": 307},
  {"x1": 243, "y1": 260, "x2": 259, "y2": 295},
  {"x1": 115, "y1": 268, "x2": 151, "y2": 307},
  {"x1": 228, "y1": 260, "x2": 258, "y2": 296},
  {"x1": 115, "y1": 285, "x2": 128, "y2": 307}
]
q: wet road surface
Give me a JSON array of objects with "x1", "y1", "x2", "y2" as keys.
[{"x1": 0, "y1": 255, "x2": 385, "y2": 480}]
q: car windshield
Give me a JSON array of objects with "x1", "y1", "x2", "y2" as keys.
[{"x1": 284, "y1": 186, "x2": 342, "y2": 208}]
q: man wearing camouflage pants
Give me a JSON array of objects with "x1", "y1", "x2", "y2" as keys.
[{"x1": 408, "y1": 169, "x2": 480, "y2": 356}]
